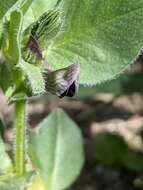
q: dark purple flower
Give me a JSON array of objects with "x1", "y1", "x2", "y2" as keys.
[{"x1": 43, "y1": 63, "x2": 80, "y2": 98}]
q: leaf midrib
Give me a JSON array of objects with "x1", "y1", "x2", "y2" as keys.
[{"x1": 50, "y1": 110, "x2": 62, "y2": 190}]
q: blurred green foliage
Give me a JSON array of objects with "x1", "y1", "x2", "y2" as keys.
[
  {"x1": 79, "y1": 70, "x2": 143, "y2": 97},
  {"x1": 94, "y1": 133, "x2": 143, "y2": 171}
]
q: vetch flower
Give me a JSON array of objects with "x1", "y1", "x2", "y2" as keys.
[
  {"x1": 22, "y1": 9, "x2": 61, "y2": 65},
  {"x1": 21, "y1": 9, "x2": 80, "y2": 99},
  {"x1": 43, "y1": 63, "x2": 80, "y2": 98}
]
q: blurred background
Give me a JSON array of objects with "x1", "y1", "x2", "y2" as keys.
[{"x1": 1, "y1": 56, "x2": 143, "y2": 190}]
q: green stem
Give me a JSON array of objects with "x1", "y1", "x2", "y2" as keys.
[{"x1": 14, "y1": 100, "x2": 26, "y2": 175}]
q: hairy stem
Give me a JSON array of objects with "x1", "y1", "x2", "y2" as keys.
[{"x1": 14, "y1": 100, "x2": 26, "y2": 175}]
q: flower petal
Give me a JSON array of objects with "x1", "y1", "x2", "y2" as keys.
[{"x1": 43, "y1": 63, "x2": 80, "y2": 97}]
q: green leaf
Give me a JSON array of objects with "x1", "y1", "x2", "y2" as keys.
[
  {"x1": 0, "y1": 0, "x2": 19, "y2": 20},
  {"x1": 29, "y1": 108, "x2": 84, "y2": 190},
  {"x1": 19, "y1": 60, "x2": 45, "y2": 96},
  {"x1": 0, "y1": 172, "x2": 34, "y2": 190},
  {"x1": 44, "y1": 0, "x2": 143, "y2": 84},
  {"x1": 0, "y1": 134, "x2": 11, "y2": 175}
]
